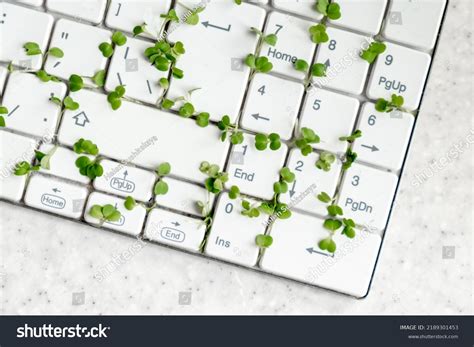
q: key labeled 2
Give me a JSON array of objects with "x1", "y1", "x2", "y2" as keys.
[{"x1": 241, "y1": 74, "x2": 304, "y2": 140}]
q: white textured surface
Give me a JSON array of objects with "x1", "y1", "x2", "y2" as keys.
[{"x1": 0, "y1": 1, "x2": 472, "y2": 314}]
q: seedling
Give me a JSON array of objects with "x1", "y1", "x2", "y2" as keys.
[
  {"x1": 254, "y1": 133, "x2": 282, "y2": 151},
  {"x1": 315, "y1": 151, "x2": 336, "y2": 172},
  {"x1": 154, "y1": 162, "x2": 171, "y2": 196},
  {"x1": 375, "y1": 94, "x2": 405, "y2": 113},
  {"x1": 293, "y1": 58, "x2": 327, "y2": 88},
  {"x1": 23, "y1": 41, "x2": 64, "y2": 82},
  {"x1": 309, "y1": 24, "x2": 329, "y2": 44},
  {"x1": 89, "y1": 204, "x2": 122, "y2": 225},
  {"x1": 178, "y1": 3, "x2": 206, "y2": 25},
  {"x1": 342, "y1": 147, "x2": 357, "y2": 171},
  {"x1": 69, "y1": 74, "x2": 84, "y2": 92},
  {"x1": 99, "y1": 31, "x2": 127, "y2": 58},
  {"x1": 294, "y1": 127, "x2": 320, "y2": 156},
  {"x1": 316, "y1": 191, "x2": 358, "y2": 253},
  {"x1": 255, "y1": 234, "x2": 273, "y2": 248},
  {"x1": 339, "y1": 129, "x2": 362, "y2": 144},
  {"x1": 13, "y1": 146, "x2": 58, "y2": 175},
  {"x1": 107, "y1": 85, "x2": 126, "y2": 110},
  {"x1": 0, "y1": 106, "x2": 7, "y2": 127},
  {"x1": 315, "y1": 0, "x2": 342, "y2": 20},
  {"x1": 73, "y1": 138, "x2": 103, "y2": 180},
  {"x1": 228, "y1": 185, "x2": 240, "y2": 199},
  {"x1": 197, "y1": 160, "x2": 230, "y2": 251},
  {"x1": 50, "y1": 95, "x2": 79, "y2": 111},
  {"x1": 245, "y1": 27, "x2": 279, "y2": 79},
  {"x1": 144, "y1": 40, "x2": 185, "y2": 78},
  {"x1": 218, "y1": 115, "x2": 244, "y2": 145},
  {"x1": 360, "y1": 41, "x2": 386, "y2": 64}
]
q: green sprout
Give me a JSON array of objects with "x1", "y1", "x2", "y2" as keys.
[
  {"x1": 316, "y1": 0, "x2": 342, "y2": 20},
  {"x1": 89, "y1": 204, "x2": 122, "y2": 225},
  {"x1": 154, "y1": 162, "x2": 171, "y2": 196},
  {"x1": 293, "y1": 58, "x2": 327, "y2": 88},
  {"x1": 360, "y1": 41, "x2": 386, "y2": 64},
  {"x1": 200, "y1": 161, "x2": 228, "y2": 194},
  {"x1": 99, "y1": 31, "x2": 127, "y2": 58},
  {"x1": 244, "y1": 26, "x2": 279, "y2": 78},
  {"x1": 144, "y1": 40, "x2": 185, "y2": 78},
  {"x1": 342, "y1": 147, "x2": 357, "y2": 171},
  {"x1": 73, "y1": 138, "x2": 103, "y2": 180},
  {"x1": 0, "y1": 106, "x2": 8, "y2": 127},
  {"x1": 69, "y1": 74, "x2": 84, "y2": 92},
  {"x1": 107, "y1": 85, "x2": 126, "y2": 110},
  {"x1": 294, "y1": 127, "x2": 320, "y2": 156},
  {"x1": 13, "y1": 146, "x2": 58, "y2": 175},
  {"x1": 339, "y1": 129, "x2": 362, "y2": 144},
  {"x1": 217, "y1": 115, "x2": 244, "y2": 145},
  {"x1": 375, "y1": 94, "x2": 405, "y2": 113},
  {"x1": 255, "y1": 234, "x2": 273, "y2": 249},
  {"x1": 315, "y1": 151, "x2": 336, "y2": 172},
  {"x1": 316, "y1": 191, "x2": 357, "y2": 253},
  {"x1": 50, "y1": 95, "x2": 79, "y2": 111},
  {"x1": 254, "y1": 133, "x2": 282, "y2": 151},
  {"x1": 178, "y1": 3, "x2": 206, "y2": 25},
  {"x1": 309, "y1": 24, "x2": 329, "y2": 44},
  {"x1": 23, "y1": 41, "x2": 64, "y2": 82}
]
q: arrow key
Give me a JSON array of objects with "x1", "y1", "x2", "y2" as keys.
[
  {"x1": 353, "y1": 102, "x2": 414, "y2": 171},
  {"x1": 241, "y1": 74, "x2": 304, "y2": 140}
]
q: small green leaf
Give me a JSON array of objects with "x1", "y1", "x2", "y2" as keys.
[
  {"x1": 323, "y1": 218, "x2": 343, "y2": 231},
  {"x1": 154, "y1": 180, "x2": 169, "y2": 195},
  {"x1": 157, "y1": 162, "x2": 171, "y2": 176},
  {"x1": 48, "y1": 47, "x2": 64, "y2": 58},
  {"x1": 124, "y1": 196, "x2": 137, "y2": 211},
  {"x1": 294, "y1": 59, "x2": 309, "y2": 72},
  {"x1": 196, "y1": 112, "x2": 210, "y2": 127},
  {"x1": 317, "y1": 192, "x2": 332, "y2": 203},
  {"x1": 255, "y1": 234, "x2": 273, "y2": 248},
  {"x1": 264, "y1": 34, "x2": 278, "y2": 46},
  {"x1": 112, "y1": 31, "x2": 127, "y2": 46},
  {"x1": 99, "y1": 42, "x2": 114, "y2": 58},
  {"x1": 23, "y1": 42, "x2": 42, "y2": 56},
  {"x1": 69, "y1": 74, "x2": 84, "y2": 92},
  {"x1": 89, "y1": 205, "x2": 104, "y2": 219},
  {"x1": 228, "y1": 185, "x2": 240, "y2": 199},
  {"x1": 92, "y1": 70, "x2": 106, "y2": 87},
  {"x1": 63, "y1": 96, "x2": 79, "y2": 110}
]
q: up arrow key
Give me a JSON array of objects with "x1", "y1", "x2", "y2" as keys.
[{"x1": 72, "y1": 111, "x2": 90, "y2": 127}]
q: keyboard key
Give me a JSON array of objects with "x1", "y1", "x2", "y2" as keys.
[
  {"x1": 93, "y1": 159, "x2": 156, "y2": 202},
  {"x1": 299, "y1": 87, "x2": 359, "y2": 153},
  {"x1": 167, "y1": 1, "x2": 266, "y2": 122},
  {"x1": 46, "y1": 0, "x2": 107, "y2": 24},
  {"x1": 105, "y1": 0, "x2": 172, "y2": 37},
  {"x1": 0, "y1": 131, "x2": 37, "y2": 202},
  {"x1": 0, "y1": 3, "x2": 54, "y2": 70},
  {"x1": 205, "y1": 195, "x2": 267, "y2": 267},
  {"x1": 280, "y1": 149, "x2": 341, "y2": 216},
  {"x1": 314, "y1": 27, "x2": 371, "y2": 95},
  {"x1": 105, "y1": 37, "x2": 166, "y2": 104},
  {"x1": 261, "y1": 11, "x2": 317, "y2": 80},
  {"x1": 44, "y1": 19, "x2": 110, "y2": 83},
  {"x1": 57, "y1": 89, "x2": 229, "y2": 184},
  {"x1": 0, "y1": 66, "x2": 7, "y2": 94},
  {"x1": 272, "y1": 0, "x2": 323, "y2": 21},
  {"x1": 24, "y1": 174, "x2": 88, "y2": 219},
  {"x1": 383, "y1": 0, "x2": 447, "y2": 50},
  {"x1": 84, "y1": 191, "x2": 146, "y2": 236},
  {"x1": 227, "y1": 133, "x2": 287, "y2": 200},
  {"x1": 338, "y1": 163, "x2": 398, "y2": 231},
  {"x1": 260, "y1": 211, "x2": 381, "y2": 298},
  {"x1": 240, "y1": 74, "x2": 304, "y2": 140},
  {"x1": 366, "y1": 42, "x2": 431, "y2": 110},
  {"x1": 155, "y1": 177, "x2": 213, "y2": 217},
  {"x1": 329, "y1": 0, "x2": 387, "y2": 35},
  {"x1": 352, "y1": 103, "x2": 414, "y2": 171},
  {"x1": 2, "y1": 72, "x2": 67, "y2": 138},
  {"x1": 145, "y1": 207, "x2": 206, "y2": 252},
  {"x1": 39, "y1": 144, "x2": 92, "y2": 184}
]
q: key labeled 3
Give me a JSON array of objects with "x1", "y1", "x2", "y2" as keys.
[
  {"x1": 338, "y1": 163, "x2": 398, "y2": 231},
  {"x1": 353, "y1": 103, "x2": 414, "y2": 171},
  {"x1": 241, "y1": 74, "x2": 304, "y2": 140}
]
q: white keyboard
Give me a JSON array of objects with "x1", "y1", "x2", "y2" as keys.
[{"x1": 0, "y1": 0, "x2": 448, "y2": 297}]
